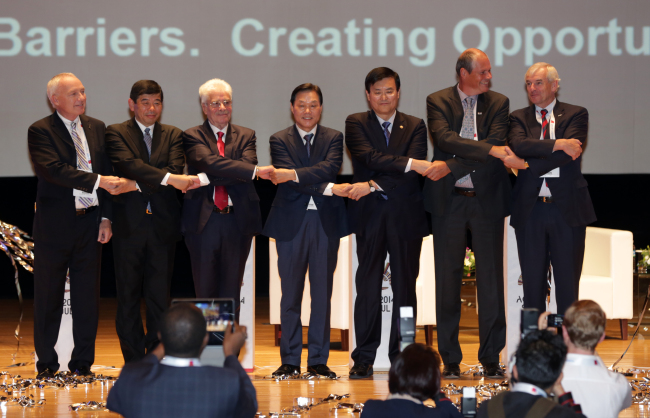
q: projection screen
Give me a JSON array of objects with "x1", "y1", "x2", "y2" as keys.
[{"x1": 1, "y1": 0, "x2": 649, "y2": 177}]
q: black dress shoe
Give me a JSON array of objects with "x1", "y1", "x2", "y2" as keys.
[
  {"x1": 442, "y1": 363, "x2": 461, "y2": 379},
  {"x1": 307, "y1": 364, "x2": 336, "y2": 378},
  {"x1": 482, "y1": 362, "x2": 505, "y2": 379},
  {"x1": 349, "y1": 362, "x2": 373, "y2": 379},
  {"x1": 73, "y1": 366, "x2": 94, "y2": 377},
  {"x1": 272, "y1": 364, "x2": 300, "y2": 377},
  {"x1": 36, "y1": 368, "x2": 56, "y2": 379}
]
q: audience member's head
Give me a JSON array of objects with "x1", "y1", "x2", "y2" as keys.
[
  {"x1": 515, "y1": 330, "x2": 567, "y2": 390},
  {"x1": 563, "y1": 300, "x2": 607, "y2": 353},
  {"x1": 388, "y1": 343, "x2": 441, "y2": 401},
  {"x1": 159, "y1": 303, "x2": 208, "y2": 358}
]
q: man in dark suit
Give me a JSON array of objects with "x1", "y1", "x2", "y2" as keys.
[
  {"x1": 107, "y1": 303, "x2": 257, "y2": 418},
  {"x1": 423, "y1": 49, "x2": 510, "y2": 379},
  {"x1": 477, "y1": 330, "x2": 585, "y2": 418},
  {"x1": 105, "y1": 80, "x2": 200, "y2": 363},
  {"x1": 28, "y1": 73, "x2": 120, "y2": 378},
  {"x1": 263, "y1": 83, "x2": 350, "y2": 379},
  {"x1": 183, "y1": 78, "x2": 273, "y2": 318},
  {"x1": 345, "y1": 67, "x2": 432, "y2": 378},
  {"x1": 502, "y1": 63, "x2": 595, "y2": 315}
]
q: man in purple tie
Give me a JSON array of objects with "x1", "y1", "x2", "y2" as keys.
[{"x1": 28, "y1": 73, "x2": 120, "y2": 378}]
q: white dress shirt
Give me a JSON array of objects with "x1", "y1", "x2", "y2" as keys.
[
  {"x1": 160, "y1": 356, "x2": 202, "y2": 367},
  {"x1": 455, "y1": 86, "x2": 479, "y2": 189},
  {"x1": 133, "y1": 119, "x2": 171, "y2": 190},
  {"x1": 534, "y1": 99, "x2": 557, "y2": 197},
  {"x1": 561, "y1": 353, "x2": 632, "y2": 418},
  {"x1": 57, "y1": 112, "x2": 101, "y2": 209},
  {"x1": 293, "y1": 125, "x2": 334, "y2": 210}
]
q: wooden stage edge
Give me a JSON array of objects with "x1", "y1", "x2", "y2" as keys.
[{"x1": 0, "y1": 297, "x2": 648, "y2": 417}]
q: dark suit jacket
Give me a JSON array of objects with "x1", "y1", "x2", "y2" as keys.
[
  {"x1": 263, "y1": 125, "x2": 349, "y2": 241},
  {"x1": 362, "y1": 398, "x2": 463, "y2": 418},
  {"x1": 345, "y1": 110, "x2": 428, "y2": 239},
  {"x1": 508, "y1": 101, "x2": 596, "y2": 229},
  {"x1": 105, "y1": 118, "x2": 184, "y2": 243},
  {"x1": 28, "y1": 112, "x2": 112, "y2": 242},
  {"x1": 477, "y1": 392, "x2": 586, "y2": 418},
  {"x1": 182, "y1": 120, "x2": 262, "y2": 236},
  {"x1": 106, "y1": 354, "x2": 257, "y2": 418},
  {"x1": 423, "y1": 86, "x2": 511, "y2": 220}
]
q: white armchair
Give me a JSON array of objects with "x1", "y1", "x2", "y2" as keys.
[
  {"x1": 416, "y1": 235, "x2": 436, "y2": 345},
  {"x1": 269, "y1": 236, "x2": 351, "y2": 349},
  {"x1": 579, "y1": 226, "x2": 633, "y2": 339}
]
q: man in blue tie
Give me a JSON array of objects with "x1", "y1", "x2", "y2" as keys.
[
  {"x1": 263, "y1": 83, "x2": 350, "y2": 378},
  {"x1": 345, "y1": 67, "x2": 431, "y2": 378},
  {"x1": 105, "y1": 80, "x2": 200, "y2": 363},
  {"x1": 28, "y1": 73, "x2": 120, "y2": 378}
]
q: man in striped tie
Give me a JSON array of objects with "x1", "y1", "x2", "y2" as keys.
[
  {"x1": 503, "y1": 63, "x2": 595, "y2": 315},
  {"x1": 105, "y1": 80, "x2": 200, "y2": 363},
  {"x1": 28, "y1": 73, "x2": 120, "y2": 379}
]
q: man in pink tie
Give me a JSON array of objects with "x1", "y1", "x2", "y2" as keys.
[{"x1": 182, "y1": 79, "x2": 273, "y2": 319}]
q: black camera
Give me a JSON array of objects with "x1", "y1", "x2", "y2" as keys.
[
  {"x1": 460, "y1": 386, "x2": 477, "y2": 417},
  {"x1": 398, "y1": 306, "x2": 415, "y2": 351},
  {"x1": 520, "y1": 308, "x2": 540, "y2": 338},
  {"x1": 547, "y1": 313, "x2": 564, "y2": 328}
]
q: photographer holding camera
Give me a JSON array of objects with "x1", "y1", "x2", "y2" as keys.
[
  {"x1": 477, "y1": 330, "x2": 585, "y2": 418},
  {"x1": 538, "y1": 300, "x2": 631, "y2": 418}
]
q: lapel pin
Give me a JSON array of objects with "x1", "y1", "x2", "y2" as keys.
[
  {"x1": 557, "y1": 114, "x2": 562, "y2": 117},
  {"x1": 400, "y1": 125, "x2": 403, "y2": 129},
  {"x1": 477, "y1": 112, "x2": 483, "y2": 115}
]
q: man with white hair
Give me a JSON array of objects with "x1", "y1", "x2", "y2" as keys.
[
  {"x1": 28, "y1": 73, "x2": 120, "y2": 378},
  {"x1": 503, "y1": 63, "x2": 596, "y2": 315},
  {"x1": 182, "y1": 79, "x2": 273, "y2": 318}
]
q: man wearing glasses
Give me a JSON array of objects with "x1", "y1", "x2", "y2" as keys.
[{"x1": 182, "y1": 78, "x2": 273, "y2": 319}]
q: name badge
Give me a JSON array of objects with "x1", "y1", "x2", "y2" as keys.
[{"x1": 540, "y1": 168, "x2": 560, "y2": 178}]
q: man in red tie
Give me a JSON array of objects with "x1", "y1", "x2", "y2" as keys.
[
  {"x1": 502, "y1": 63, "x2": 596, "y2": 315},
  {"x1": 182, "y1": 79, "x2": 273, "y2": 318}
]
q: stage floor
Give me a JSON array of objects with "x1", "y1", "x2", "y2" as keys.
[{"x1": 0, "y1": 295, "x2": 647, "y2": 417}]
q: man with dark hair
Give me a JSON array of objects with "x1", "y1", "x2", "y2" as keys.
[
  {"x1": 478, "y1": 330, "x2": 586, "y2": 418},
  {"x1": 423, "y1": 48, "x2": 510, "y2": 379},
  {"x1": 107, "y1": 303, "x2": 257, "y2": 418},
  {"x1": 264, "y1": 83, "x2": 350, "y2": 378},
  {"x1": 539, "y1": 301, "x2": 631, "y2": 417},
  {"x1": 105, "y1": 80, "x2": 200, "y2": 363},
  {"x1": 362, "y1": 344, "x2": 462, "y2": 417},
  {"x1": 29, "y1": 73, "x2": 119, "y2": 378},
  {"x1": 502, "y1": 63, "x2": 595, "y2": 316},
  {"x1": 345, "y1": 67, "x2": 432, "y2": 378}
]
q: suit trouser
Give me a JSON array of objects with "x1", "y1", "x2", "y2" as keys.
[
  {"x1": 432, "y1": 193, "x2": 506, "y2": 365},
  {"x1": 185, "y1": 210, "x2": 253, "y2": 321},
  {"x1": 113, "y1": 214, "x2": 176, "y2": 362},
  {"x1": 515, "y1": 201, "x2": 586, "y2": 315},
  {"x1": 33, "y1": 211, "x2": 101, "y2": 372},
  {"x1": 276, "y1": 211, "x2": 340, "y2": 366},
  {"x1": 351, "y1": 202, "x2": 422, "y2": 365}
]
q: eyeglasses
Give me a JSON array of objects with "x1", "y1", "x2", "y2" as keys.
[{"x1": 207, "y1": 100, "x2": 232, "y2": 109}]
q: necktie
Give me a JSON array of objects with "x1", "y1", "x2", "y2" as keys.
[
  {"x1": 540, "y1": 109, "x2": 550, "y2": 139},
  {"x1": 214, "y1": 131, "x2": 228, "y2": 210},
  {"x1": 143, "y1": 127, "x2": 152, "y2": 156},
  {"x1": 382, "y1": 121, "x2": 391, "y2": 146},
  {"x1": 304, "y1": 133, "x2": 313, "y2": 158},
  {"x1": 144, "y1": 128, "x2": 152, "y2": 212},
  {"x1": 456, "y1": 97, "x2": 475, "y2": 187},
  {"x1": 540, "y1": 109, "x2": 550, "y2": 190},
  {"x1": 70, "y1": 122, "x2": 93, "y2": 208}
]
